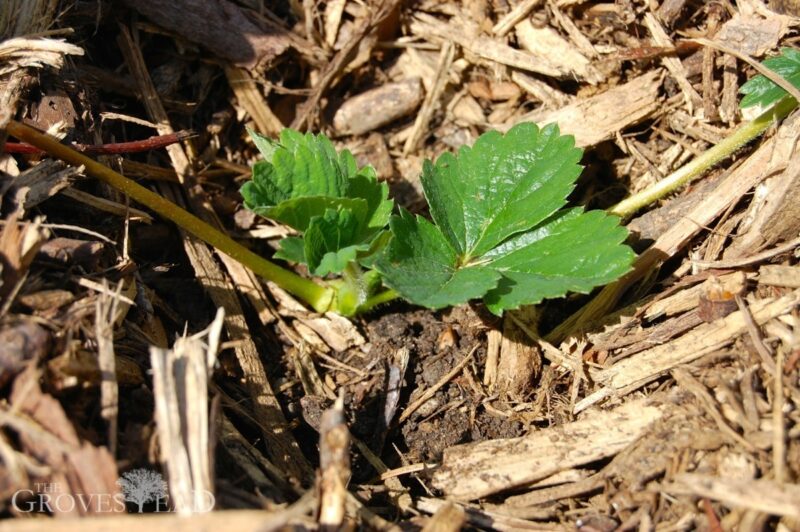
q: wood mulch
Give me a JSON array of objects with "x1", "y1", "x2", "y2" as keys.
[{"x1": 1, "y1": 0, "x2": 800, "y2": 530}]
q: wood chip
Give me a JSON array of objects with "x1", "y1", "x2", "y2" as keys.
[
  {"x1": 697, "y1": 274, "x2": 745, "y2": 322},
  {"x1": 299, "y1": 312, "x2": 365, "y2": 352},
  {"x1": 6, "y1": 160, "x2": 79, "y2": 215},
  {"x1": 494, "y1": 308, "x2": 542, "y2": 400},
  {"x1": 411, "y1": 13, "x2": 563, "y2": 78},
  {"x1": 332, "y1": 78, "x2": 423, "y2": 136},
  {"x1": 759, "y1": 264, "x2": 800, "y2": 287},
  {"x1": 318, "y1": 395, "x2": 350, "y2": 529},
  {"x1": 5, "y1": 366, "x2": 123, "y2": 516},
  {"x1": 60, "y1": 188, "x2": 153, "y2": 223},
  {"x1": 492, "y1": 0, "x2": 542, "y2": 36},
  {"x1": 0, "y1": 37, "x2": 83, "y2": 76},
  {"x1": 724, "y1": 151, "x2": 800, "y2": 259},
  {"x1": 451, "y1": 92, "x2": 485, "y2": 126},
  {"x1": 514, "y1": 20, "x2": 602, "y2": 84},
  {"x1": 547, "y1": 0, "x2": 597, "y2": 59},
  {"x1": 510, "y1": 70, "x2": 663, "y2": 147},
  {"x1": 511, "y1": 71, "x2": 572, "y2": 108},
  {"x1": 644, "y1": 272, "x2": 745, "y2": 321},
  {"x1": 483, "y1": 328, "x2": 502, "y2": 387},
  {"x1": 432, "y1": 397, "x2": 669, "y2": 499},
  {"x1": 122, "y1": 0, "x2": 291, "y2": 70},
  {"x1": 292, "y1": 0, "x2": 402, "y2": 130},
  {"x1": 770, "y1": 0, "x2": 800, "y2": 16},
  {"x1": 403, "y1": 41, "x2": 455, "y2": 154},
  {"x1": 720, "y1": 52, "x2": 739, "y2": 124},
  {"x1": 417, "y1": 497, "x2": 555, "y2": 531},
  {"x1": 40, "y1": 237, "x2": 104, "y2": 270},
  {"x1": 579, "y1": 291, "x2": 800, "y2": 411},
  {"x1": 225, "y1": 66, "x2": 284, "y2": 136},
  {"x1": 656, "y1": 0, "x2": 688, "y2": 27},
  {"x1": 667, "y1": 474, "x2": 800, "y2": 518},
  {"x1": 714, "y1": 13, "x2": 788, "y2": 57},
  {"x1": 503, "y1": 473, "x2": 604, "y2": 507},
  {"x1": 644, "y1": 13, "x2": 701, "y2": 112},
  {"x1": 324, "y1": 0, "x2": 347, "y2": 48},
  {"x1": 420, "y1": 501, "x2": 467, "y2": 532},
  {"x1": 695, "y1": 235, "x2": 800, "y2": 270},
  {"x1": 548, "y1": 108, "x2": 800, "y2": 343},
  {"x1": 150, "y1": 309, "x2": 223, "y2": 514},
  {"x1": 94, "y1": 281, "x2": 122, "y2": 456}
]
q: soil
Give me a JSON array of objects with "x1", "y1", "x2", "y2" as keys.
[
  {"x1": 364, "y1": 306, "x2": 522, "y2": 463},
  {"x1": 290, "y1": 305, "x2": 524, "y2": 473}
]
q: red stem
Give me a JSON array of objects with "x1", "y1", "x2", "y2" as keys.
[{"x1": 4, "y1": 130, "x2": 195, "y2": 155}]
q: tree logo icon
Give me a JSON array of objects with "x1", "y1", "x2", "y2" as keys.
[{"x1": 116, "y1": 468, "x2": 168, "y2": 513}]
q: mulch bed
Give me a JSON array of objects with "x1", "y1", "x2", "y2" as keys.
[{"x1": 1, "y1": 0, "x2": 799, "y2": 530}]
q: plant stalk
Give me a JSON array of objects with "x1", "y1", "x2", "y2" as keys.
[
  {"x1": 358, "y1": 289, "x2": 399, "y2": 313},
  {"x1": 6, "y1": 120, "x2": 334, "y2": 312},
  {"x1": 609, "y1": 96, "x2": 797, "y2": 220}
]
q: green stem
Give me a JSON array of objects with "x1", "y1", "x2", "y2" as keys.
[
  {"x1": 334, "y1": 262, "x2": 367, "y2": 316},
  {"x1": 357, "y1": 289, "x2": 400, "y2": 313},
  {"x1": 608, "y1": 96, "x2": 798, "y2": 220},
  {"x1": 7, "y1": 120, "x2": 334, "y2": 313}
]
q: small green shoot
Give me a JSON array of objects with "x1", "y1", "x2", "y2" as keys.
[
  {"x1": 241, "y1": 128, "x2": 392, "y2": 275},
  {"x1": 240, "y1": 128, "x2": 394, "y2": 314}
]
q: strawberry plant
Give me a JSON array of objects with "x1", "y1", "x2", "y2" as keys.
[{"x1": 240, "y1": 123, "x2": 634, "y2": 315}]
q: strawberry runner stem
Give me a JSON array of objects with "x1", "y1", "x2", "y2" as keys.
[
  {"x1": 3, "y1": 130, "x2": 195, "y2": 155},
  {"x1": 6, "y1": 120, "x2": 334, "y2": 313},
  {"x1": 609, "y1": 96, "x2": 798, "y2": 220}
]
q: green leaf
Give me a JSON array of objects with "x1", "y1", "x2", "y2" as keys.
[
  {"x1": 274, "y1": 237, "x2": 306, "y2": 265},
  {"x1": 740, "y1": 47, "x2": 800, "y2": 110},
  {"x1": 272, "y1": 129, "x2": 352, "y2": 201},
  {"x1": 243, "y1": 124, "x2": 632, "y2": 316},
  {"x1": 357, "y1": 230, "x2": 392, "y2": 268},
  {"x1": 482, "y1": 209, "x2": 635, "y2": 313},
  {"x1": 241, "y1": 128, "x2": 395, "y2": 273},
  {"x1": 240, "y1": 130, "x2": 354, "y2": 211},
  {"x1": 421, "y1": 122, "x2": 582, "y2": 259},
  {"x1": 376, "y1": 210, "x2": 501, "y2": 309},
  {"x1": 263, "y1": 196, "x2": 368, "y2": 232},
  {"x1": 240, "y1": 161, "x2": 284, "y2": 210},
  {"x1": 376, "y1": 123, "x2": 634, "y2": 314},
  {"x1": 247, "y1": 127, "x2": 279, "y2": 161},
  {"x1": 348, "y1": 173, "x2": 393, "y2": 232},
  {"x1": 312, "y1": 245, "x2": 366, "y2": 276},
  {"x1": 304, "y1": 209, "x2": 371, "y2": 276}
]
